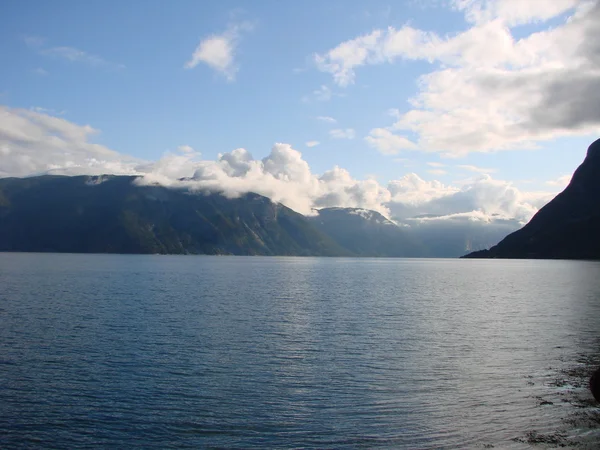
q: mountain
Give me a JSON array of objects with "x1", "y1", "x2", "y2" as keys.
[
  {"x1": 464, "y1": 138, "x2": 600, "y2": 259},
  {"x1": 400, "y1": 215, "x2": 522, "y2": 258},
  {"x1": 0, "y1": 175, "x2": 349, "y2": 256},
  {"x1": 309, "y1": 207, "x2": 425, "y2": 257},
  {"x1": 0, "y1": 174, "x2": 525, "y2": 258}
]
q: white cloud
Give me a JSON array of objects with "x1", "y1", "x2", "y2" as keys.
[
  {"x1": 305, "y1": 141, "x2": 320, "y2": 147},
  {"x1": 387, "y1": 172, "x2": 552, "y2": 223},
  {"x1": 452, "y1": 0, "x2": 581, "y2": 26},
  {"x1": 546, "y1": 173, "x2": 572, "y2": 187},
  {"x1": 185, "y1": 22, "x2": 252, "y2": 81},
  {"x1": 32, "y1": 68, "x2": 48, "y2": 76},
  {"x1": 316, "y1": 1, "x2": 600, "y2": 156},
  {"x1": 388, "y1": 173, "x2": 459, "y2": 206},
  {"x1": 427, "y1": 162, "x2": 445, "y2": 167},
  {"x1": 0, "y1": 106, "x2": 139, "y2": 178},
  {"x1": 178, "y1": 145, "x2": 195, "y2": 153},
  {"x1": 43, "y1": 47, "x2": 125, "y2": 69},
  {"x1": 428, "y1": 169, "x2": 447, "y2": 175},
  {"x1": 364, "y1": 128, "x2": 416, "y2": 154},
  {"x1": 0, "y1": 105, "x2": 564, "y2": 225},
  {"x1": 302, "y1": 84, "x2": 339, "y2": 103},
  {"x1": 316, "y1": 115, "x2": 337, "y2": 123},
  {"x1": 312, "y1": 85, "x2": 332, "y2": 101},
  {"x1": 329, "y1": 128, "x2": 356, "y2": 139},
  {"x1": 30, "y1": 106, "x2": 65, "y2": 115},
  {"x1": 314, "y1": 29, "x2": 385, "y2": 87},
  {"x1": 25, "y1": 36, "x2": 124, "y2": 70},
  {"x1": 457, "y1": 164, "x2": 497, "y2": 174}
]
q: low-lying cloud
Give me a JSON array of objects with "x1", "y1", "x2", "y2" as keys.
[{"x1": 0, "y1": 105, "x2": 558, "y2": 226}]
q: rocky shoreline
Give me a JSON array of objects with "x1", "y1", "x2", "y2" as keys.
[{"x1": 513, "y1": 353, "x2": 600, "y2": 448}]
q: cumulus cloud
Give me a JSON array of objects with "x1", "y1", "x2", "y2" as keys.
[
  {"x1": 0, "y1": 105, "x2": 563, "y2": 225},
  {"x1": 305, "y1": 140, "x2": 320, "y2": 147},
  {"x1": 136, "y1": 144, "x2": 394, "y2": 216},
  {"x1": 185, "y1": 22, "x2": 252, "y2": 81},
  {"x1": 546, "y1": 174, "x2": 573, "y2": 187},
  {"x1": 365, "y1": 128, "x2": 416, "y2": 154},
  {"x1": 329, "y1": 128, "x2": 356, "y2": 139},
  {"x1": 452, "y1": 0, "x2": 580, "y2": 26},
  {"x1": 387, "y1": 173, "x2": 552, "y2": 223},
  {"x1": 0, "y1": 106, "x2": 139, "y2": 178},
  {"x1": 315, "y1": 0, "x2": 600, "y2": 156}
]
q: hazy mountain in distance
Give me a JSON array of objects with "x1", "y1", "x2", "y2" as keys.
[
  {"x1": 309, "y1": 207, "x2": 426, "y2": 257},
  {"x1": 401, "y1": 215, "x2": 522, "y2": 258}
]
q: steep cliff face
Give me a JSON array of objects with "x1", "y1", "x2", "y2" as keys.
[{"x1": 464, "y1": 138, "x2": 600, "y2": 259}]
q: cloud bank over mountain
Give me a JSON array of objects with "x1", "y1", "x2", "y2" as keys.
[{"x1": 0, "y1": 105, "x2": 556, "y2": 227}]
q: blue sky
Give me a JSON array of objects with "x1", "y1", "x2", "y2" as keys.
[{"x1": 1, "y1": 0, "x2": 599, "y2": 221}]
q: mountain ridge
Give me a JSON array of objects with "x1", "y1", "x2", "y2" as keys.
[
  {"x1": 0, "y1": 175, "x2": 349, "y2": 256},
  {"x1": 0, "y1": 174, "x2": 518, "y2": 257}
]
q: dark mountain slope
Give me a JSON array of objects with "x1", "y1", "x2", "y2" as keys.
[
  {"x1": 464, "y1": 138, "x2": 600, "y2": 259},
  {"x1": 0, "y1": 175, "x2": 348, "y2": 256}
]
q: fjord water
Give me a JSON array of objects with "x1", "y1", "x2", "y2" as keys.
[{"x1": 2, "y1": 254, "x2": 600, "y2": 448}]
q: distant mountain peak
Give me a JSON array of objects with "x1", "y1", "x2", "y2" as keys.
[
  {"x1": 316, "y1": 207, "x2": 396, "y2": 226},
  {"x1": 309, "y1": 206, "x2": 422, "y2": 257}
]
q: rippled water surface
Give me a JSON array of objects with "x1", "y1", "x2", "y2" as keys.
[{"x1": 2, "y1": 254, "x2": 600, "y2": 448}]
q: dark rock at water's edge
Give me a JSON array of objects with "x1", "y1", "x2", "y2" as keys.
[
  {"x1": 463, "y1": 138, "x2": 600, "y2": 259},
  {"x1": 590, "y1": 367, "x2": 600, "y2": 403}
]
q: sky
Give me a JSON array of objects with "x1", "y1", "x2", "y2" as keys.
[{"x1": 1, "y1": 0, "x2": 599, "y2": 224}]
